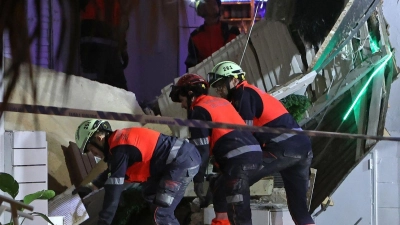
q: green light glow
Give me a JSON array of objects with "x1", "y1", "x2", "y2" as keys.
[
  {"x1": 343, "y1": 52, "x2": 393, "y2": 121},
  {"x1": 369, "y1": 38, "x2": 380, "y2": 54}
]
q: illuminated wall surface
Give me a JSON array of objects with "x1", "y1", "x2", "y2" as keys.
[
  {"x1": 382, "y1": 1, "x2": 400, "y2": 69},
  {"x1": 343, "y1": 53, "x2": 393, "y2": 121},
  {"x1": 315, "y1": 79, "x2": 400, "y2": 225},
  {"x1": 3, "y1": 1, "x2": 399, "y2": 101}
]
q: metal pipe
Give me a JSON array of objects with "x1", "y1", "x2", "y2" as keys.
[
  {"x1": 372, "y1": 151, "x2": 378, "y2": 225},
  {"x1": 3, "y1": 206, "x2": 34, "y2": 220},
  {"x1": 239, "y1": 0, "x2": 262, "y2": 66}
]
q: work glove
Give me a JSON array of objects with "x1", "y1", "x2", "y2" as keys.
[
  {"x1": 72, "y1": 186, "x2": 93, "y2": 199},
  {"x1": 194, "y1": 182, "x2": 205, "y2": 205},
  {"x1": 121, "y1": 50, "x2": 129, "y2": 69},
  {"x1": 195, "y1": 174, "x2": 220, "y2": 208}
]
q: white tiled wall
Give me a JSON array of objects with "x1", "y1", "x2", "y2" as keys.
[
  {"x1": 313, "y1": 81, "x2": 400, "y2": 225},
  {"x1": 375, "y1": 77, "x2": 400, "y2": 224},
  {"x1": 4, "y1": 131, "x2": 48, "y2": 225},
  {"x1": 376, "y1": 141, "x2": 400, "y2": 224}
]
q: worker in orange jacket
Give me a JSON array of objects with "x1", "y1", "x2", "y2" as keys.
[
  {"x1": 185, "y1": 0, "x2": 240, "y2": 71},
  {"x1": 208, "y1": 61, "x2": 316, "y2": 225},
  {"x1": 80, "y1": 0, "x2": 129, "y2": 90},
  {"x1": 170, "y1": 73, "x2": 263, "y2": 225},
  {"x1": 73, "y1": 119, "x2": 201, "y2": 225}
]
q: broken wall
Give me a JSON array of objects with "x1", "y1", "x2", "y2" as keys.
[
  {"x1": 382, "y1": 0, "x2": 400, "y2": 69},
  {"x1": 157, "y1": 19, "x2": 313, "y2": 138},
  {"x1": 3, "y1": 60, "x2": 170, "y2": 192}
]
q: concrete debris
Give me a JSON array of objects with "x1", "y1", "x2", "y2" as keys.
[
  {"x1": 48, "y1": 186, "x2": 89, "y2": 225},
  {"x1": 254, "y1": 188, "x2": 288, "y2": 206}
]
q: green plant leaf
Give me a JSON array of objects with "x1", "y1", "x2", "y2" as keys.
[
  {"x1": 0, "y1": 172, "x2": 19, "y2": 199},
  {"x1": 23, "y1": 190, "x2": 56, "y2": 205},
  {"x1": 280, "y1": 94, "x2": 311, "y2": 122},
  {"x1": 30, "y1": 212, "x2": 55, "y2": 225}
]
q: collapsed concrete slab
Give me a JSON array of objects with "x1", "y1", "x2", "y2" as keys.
[
  {"x1": 157, "y1": 20, "x2": 317, "y2": 138},
  {"x1": 3, "y1": 60, "x2": 171, "y2": 190}
]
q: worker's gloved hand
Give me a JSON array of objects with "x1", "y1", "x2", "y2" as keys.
[
  {"x1": 72, "y1": 186, "x2": 93, "y2": 199},
  {"x1": 121, "y1": 50, "x2": 129, "y2": 69},
  {"x1": 194, "y1": 182, "x2": 205, "y2": 204}
]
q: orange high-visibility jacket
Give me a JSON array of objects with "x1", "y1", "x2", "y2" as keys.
[{"x1": 108, "y1": 127, "x2": 159, "y2": 182}]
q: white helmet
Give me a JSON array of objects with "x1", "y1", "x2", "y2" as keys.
[
  {"x1": 208, "y1": 61, "x2": 245, "y2": 87},
  {"x1": 75, "y1": 119, "x2": 112, "y2": 153}
]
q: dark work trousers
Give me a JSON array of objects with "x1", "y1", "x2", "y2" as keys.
[
  {"x1": 211, "y1": 162, "x2": 262, "y2": 225},
  {"x1": 80, "y1": 41, "x2": 128, "y2": 90},
  {"x1": 249, "y1": 146, "x2": 315, "y2": 225},
  {"x1": 142, "y1": 142, "x2": 201, "y2": 225}
]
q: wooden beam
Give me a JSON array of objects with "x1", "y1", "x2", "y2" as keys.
[
  {"x1": 301, "y1": 54, "x2": 385, "y2": 126},
  {"x1": 354, "y1": 23, "x2": 371, "y2": 157},
  {"x1": 310, "y1": 0, "x2": 382, "y2": 72},
  {"x1": 309, "y1": 0, "x2": 355, "y2": 71},
  {"x1": 270, "y1": 71, "x2": 317, "y2": 100},
  {"x1": 377, "y1": 4, "x2": 391, "y2": 55},
  {"x1": 350, "y1": 78, "x2": 368, "y2": 160},
  {"x1": 0, "y1": 195, "x2": 34, "y2": 225},
  {"x1": 0, "y1": 206, "x2": 34, "y2": 221},
  {"x1": 375, "y1": 4, "x2": 396, "y2": 137},
  {"x1": 307, "y1": 168, "x2": 317, "y2": 211},
  {"x1": 365, "y1": 68, "x2": 384, "y2": 148}
]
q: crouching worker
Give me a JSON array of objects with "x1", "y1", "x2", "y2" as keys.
[
  {"x1": 169, "y1": 74, "x2": 263, "y2": 225},
  {"x1": 208, "y1": 61, "x2": 315, "y2": 225},
  {"x1": 73, "y1": 119, "x2": 201, "y2": 225}
]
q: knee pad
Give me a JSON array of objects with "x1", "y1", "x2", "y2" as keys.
[
  {"x1": 226, "y1": 179, "x2": 247, "y2": 205},
  {"x1": 154, "y1": 180, "x2": 182, "y2": 207},
  {"x1": 226, "y1": 193, "x2": 244, "y2": 205},
  {"x1": 154, "y1": 192, "x2": 174, "y2": 208}
]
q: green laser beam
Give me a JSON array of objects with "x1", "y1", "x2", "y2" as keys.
[
  {"x1": 370, "y1": 39, "x2": 380, "y2": 54},
  {"x1": 343, "y1": 52, "x2": 393, "y2": 120}
]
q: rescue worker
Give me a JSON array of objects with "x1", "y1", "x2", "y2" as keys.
[
  {"x1": 185, "y1": 0, "x2": 240, "y2": 70},
  {"x1": 207, "y1": 61, "x2": 316, "y2": 225},
  {"x1": 80, "y1": 0, "x2": 129, "y2": 90},
  {"x1": 73, "y1": 119, "x2": 201, "y2": 225},
  {"x1": 169, "y1": 73, "x2": 263, "y2": 225}
]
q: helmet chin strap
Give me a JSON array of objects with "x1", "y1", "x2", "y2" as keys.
[{"x1": 89, "y1": 136, "x2": 109, "y2": 161}]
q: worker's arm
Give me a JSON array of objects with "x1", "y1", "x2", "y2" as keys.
[
  {"x1": 97, "y1": 147, "x2": 130, "y2": 225},
  {"x1": 73, "y1": 167, "x2": 109, "y2": 198},
  {"x1": 184, "y1": 37, "x2": 199, "y2": 71},
  {"x1": 223, "y1": 23, "x2": 240, "y2": 43},
  {"x1": 232, "y1": 87, "x2": 257, "y2": 126},
  {"x1": 189, "y1": 106, "x2": 211, "y2": 183},
  {"x1": 91, "y1": 168, "x2": 110, "y2": 189}
]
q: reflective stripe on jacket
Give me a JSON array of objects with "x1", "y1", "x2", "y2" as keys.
[
  {"x1": 191, "y1": 95, "x2": 246, "y2": 152},
  {"x1": 185, "y1": 22, "x2": 240, "y2": 69},
  {"x1": 237, "y1": 81, "x2": 288, "y2": 126},
  {"x1": 108, "y1": 127, "x2": 159, "y2": 182}
]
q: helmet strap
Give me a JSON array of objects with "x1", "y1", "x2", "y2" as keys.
[{"x1": 89, "y1": 133, "x2": 110, "y2": 161}]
